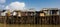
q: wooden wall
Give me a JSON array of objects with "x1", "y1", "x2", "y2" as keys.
[{"x1": 0, "y1": 15, "x2": 60, "y2": 25}]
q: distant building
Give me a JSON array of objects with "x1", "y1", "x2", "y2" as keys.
[
  {"x1": 0, "y1": 8, "x2": 60, "y2": 17},
  {"x1": 41, "y1": 8, "x2": 60, "y2": 16},
  {"x1": 0, "y1": 10, "x2": 6, "y2": 16},
  {"x1": 21, "y1": 9, "x2": 36, "y2": 16},
  {"x1": 36, "y1": 11, "x2": 45, "y2": 17},
  {"x1": 11, "y1": 9, "x2": 36, "y2": 17},
  {"x1": 12, "y1": 10, "x2": 22, "y2": 17}
]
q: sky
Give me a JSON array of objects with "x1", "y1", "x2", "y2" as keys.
[{"x1": 0, "y1": 0, "x2": 60, "y2": 11}]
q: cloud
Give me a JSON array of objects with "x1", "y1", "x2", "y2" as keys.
[
  {"x1": 0, "y1": 0, "x2": 6, "y2": 3},
  {"x1": 5, "y1": 1, "x2": 25, "y2": 11}
]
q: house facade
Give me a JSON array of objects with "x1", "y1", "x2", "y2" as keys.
[{"x1": 41, "y1": 8, "x2": 60, "y2": 16}]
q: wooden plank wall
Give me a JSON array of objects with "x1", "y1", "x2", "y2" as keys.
[{"x1": 0, "y1": 15, "x2": 60, "y2": 25}]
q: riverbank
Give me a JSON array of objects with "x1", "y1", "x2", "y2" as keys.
[{"x1": 0, "y1": 23, "x2": 60, "y2": 27}]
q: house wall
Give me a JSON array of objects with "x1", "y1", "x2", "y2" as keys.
[
  {"x1": 59, "y1": 10, "x2": 60, "y2": 15},
  {"x1": 42, "y1": 10, "x2": 59, "y2": 16},
  {"x1": 21, "y1": 12, "x2": 27, "y2": 16},
  {"x1": 40, "y1": 13, "x2": 45, "y2": 16},
  {"x1": 17, "y1": 12, "x2": 21, "y2": 17}
]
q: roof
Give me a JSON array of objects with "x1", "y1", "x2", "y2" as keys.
[{"x1": 42, "y1": 8, "x2": 59, "y2": 10}]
